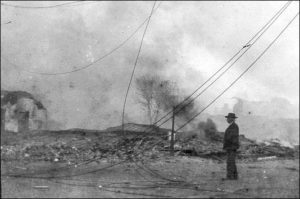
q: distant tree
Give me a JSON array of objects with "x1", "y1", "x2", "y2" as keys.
[
  {"x1": 135, "y1": 75, "x2": 198, "y2": 125},
  {"x1": 135, "y1": 75, "x2": 173, "y2": 124}
]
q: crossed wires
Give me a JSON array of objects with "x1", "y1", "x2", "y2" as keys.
[
  {"x1": 3, "y1": 0, "x2": 294, "y2": 180},
  {"x1": 114, "y1": 9, "x2": 299, "y2": 192},
  {"x1": 112, "y1": 0, "x2": 293, "y2": 148},
  {"x1": 127, "y1": 1, "x2": 293, "y2": 132},
  {"x1": 4, "y1": 1, "x2": 294, "y2": 179},
  {"x1": 110, "y1": 0, "x2": 296, "y2": 184},
  {"x1": 2, "y1": 162, "x2": 252, "y2": 197},
  {"x1": 2, "y1": 2, "x2": 298, "y2": 196},
  {"x1": 46, "y1": 174, "x2": 253, "y2": 198}
]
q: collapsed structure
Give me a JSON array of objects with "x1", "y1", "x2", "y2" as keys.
[{"x1": 1, "y1": 90, "x2": 48, "y2": 133}]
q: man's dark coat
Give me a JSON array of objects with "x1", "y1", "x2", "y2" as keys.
[{"x1": 223, "y1": 122, "x2": 239, "y2": 150}]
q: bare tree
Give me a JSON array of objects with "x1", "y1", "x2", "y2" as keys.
[
  {"x1": 135, "y1": 75, "x2": 198, "y2": 125},
  {"x1": 135, "y1": 75, "x2": 176, "y2": 125}
]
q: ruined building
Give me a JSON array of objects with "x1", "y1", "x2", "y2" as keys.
[{"x1": 1, "y1": 90, "x2": 48, "y2": 133}]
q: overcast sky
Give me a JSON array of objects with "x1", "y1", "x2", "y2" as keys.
[{"x1": 1, "y1": 1, "x2": 299, "y2": 129}]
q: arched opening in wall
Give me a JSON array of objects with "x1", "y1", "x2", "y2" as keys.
[{"x1": 17, "y1": 111, "x2": 29, "y2": 133}]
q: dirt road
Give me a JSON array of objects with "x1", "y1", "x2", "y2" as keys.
[{"x1": 1, "y1": 156, "x2": 299, "y2": 198}]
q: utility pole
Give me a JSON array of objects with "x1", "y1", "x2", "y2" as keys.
[{"x1": 170, "y1": 106, "x2": 175, "y2": 156}]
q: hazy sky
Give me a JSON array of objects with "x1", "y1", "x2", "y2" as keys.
[{"x1": 1, "y1": 1, "x2": 299, "y2": 129}]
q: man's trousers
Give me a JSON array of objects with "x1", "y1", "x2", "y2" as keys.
[{"x1": 226, "y1": 149, "x2": 238, "y2": 179}]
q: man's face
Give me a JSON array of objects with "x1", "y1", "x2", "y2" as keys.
[{"x1": 226, "y1": 117, "x2": 234, "y2": 123}]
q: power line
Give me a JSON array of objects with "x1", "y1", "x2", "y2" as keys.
[
  {"x1": 119, "y1": 1, "x2": 291, "y2": 136},
  {"x1": 125, "y1": 3, "x2": 299, "y2": 166},
  {"x1": 2, "y1": 134, "x2": 172, "y2": 181},
  {"x1": 128, "y1": 3, "x2": 298, "y2": 173},
  {"x1": 175, "y1": 12, "x2": 299, "y2": 133},
  {"x1": 121, "y1": 1, "x2": 157, "y2": 132},
  {"x1": 3, "y1": 12, "x2": 295, "y2": 194},
  {"x1": 48, "y1": 178, "x2": 173, "y2": 198},
  {"x1": 144, "y1": 1, "x2": 292, "y2": 129},
  {"x1": 134, "y1": 160, "x2": 183, "y2": 183},
  {"x1": 153, "y1": 0, "x2": 292, "y2": 130},
  {"x1": 3, "y1": 157, "x2": 127, "y2": 179},
  {"x1": 6, "y1": 161, "x2": 249, "y2": 198},
  {"x1": 137, "y1": 160, "x2": 185, "y2": 182},
  {"x1": 46, "y1": 166, "x2": 252, "y2": 197},
  {"x1": 115, "y1": 0, "x2": 293, "y2": 149},
  {"x1": 1, "y1": 2, "x2": 162, "y2": 75},
  {"x1": 14, "y1": 4, "x2": 291, "y2": 175},
  {"x1": 0, "y1": 1, "x2": 93, "y2": 9},
  {"x1": 3, "y1": 134, "x2": 170, "y2": 181},
  {"x1": 49, "y1": 176, "x2": 249, "y2": 198},
  {"x1": 2, "y1": 2, "x2": 295, "y2": 184},
  {"x1": 1, "y1": 1, "x2": 288, "y2": 157}
]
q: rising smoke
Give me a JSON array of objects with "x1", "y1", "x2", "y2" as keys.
[{"x1": 1, "y1": 1, "x2": 298, "y2": 131}]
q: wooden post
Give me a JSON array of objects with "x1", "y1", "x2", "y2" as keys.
[{"x1": 170, "y1": 106, "x2": 175, "y2": 156}]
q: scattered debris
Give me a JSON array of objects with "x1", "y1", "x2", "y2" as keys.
[
  {"x1": 33, "y1": 186, "x2": 49, "y2": 189},
  {"x1": 1, "y1": 127, "x2": 298, "y2": 164},
  {"x1": 14, "y1": 166, "x2": 27, "y2": 170},
  {"x1": 285, "y1": 167, "x2": 298, "y2": 171},
  {"x1": 177, "y1": 131, "x2": 298, "y2": 161},
  {"x1": 257, "y1": 156, "x2": 277, "y2": 161},
  {"x1": 248, "y1": 166, "x2": 260, "y2": 169}
]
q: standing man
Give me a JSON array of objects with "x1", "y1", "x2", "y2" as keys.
[{"x1": 223, "y1": 113, "x2": 239, "y2": 180}]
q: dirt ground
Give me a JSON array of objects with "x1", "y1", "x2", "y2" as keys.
[{"x1": 1, "y1": 156, "x2": 299, "y2": 198}]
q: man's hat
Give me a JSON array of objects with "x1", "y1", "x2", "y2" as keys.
[{"x1": 225, "y1": 113, "x2": 238, "y2": 118}]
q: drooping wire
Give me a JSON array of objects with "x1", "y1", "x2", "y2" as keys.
[
  {"x1": 133, "y1": 10, "x2": 299, "y2": 159},
  {"x1": 175, "y1": 12, "x2": 299, "y2": 133},
  {"x1": 117, "y1": 1, "x2": 292, "y2": 136},
  {"x1": 126, "y1": 3, "x2": 297, "y2": 174},
  {"x1": 121, "y1": 1, "x2": 157, "y2": 132},
  {"x1": 48, "y1": 178, "x2": 174, "y2": 198},
  {"x1": 3, "y1": 159, "x2": 127, "y2": 179},
  {"x1": 112, "y1": 0, "x2": 293, "y2": 150},
  {"x1": 0, "y1": 1, "x2": 93, "y2": 9},
  {"x1": 2, "y1": 2, "x2": 295, "y2": 184},
  {"x1": 150, "y1": 0, "x2": 293, "y2": 131},
  {"x1": 44, "y1": 169, "x2": 253, "y2": 198},
  {"x1": 1, "y1": 2, "x2": 162, "y2": 76},
  {"x1": 144, "y1": 1, "x2": 292, "y2": 129}
]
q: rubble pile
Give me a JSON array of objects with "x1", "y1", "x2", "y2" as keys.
[
  {"x1": 1, "y1": 131, "x2": 169, "y2": 164},
  {"x1": 23, "y1": 143, "x2": 83, "y2": 162},
  {"x1": 1, "y1": 128, "x2": 298, "y2": 164},
  {"x1": 1, "y1": 145, "x2": 23, "y2": 161},
  {"x1": 176, "y1": 139, "x2": 225, "y2": 158},
  {"x1": 240, "y1": 142, "x2": 296, "y2": 158},
  {"x1": 176, "y1": 131, "x2": 299, "y2": 160},
  {"x1": 94, "y1": 135, "x2": 169, "y2": 161}
]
